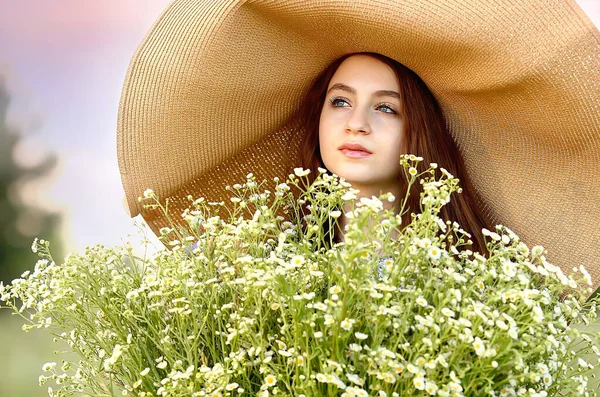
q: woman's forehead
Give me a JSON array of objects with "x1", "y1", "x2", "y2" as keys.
[{"x1": 328, "y1": 55, "x2": 400, "y2": 92}]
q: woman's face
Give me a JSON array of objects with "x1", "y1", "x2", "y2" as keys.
[{"x1": 318, "y1": 55, "x2": 405, "y2": 195}]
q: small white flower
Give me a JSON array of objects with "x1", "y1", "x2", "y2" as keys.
[
  {"x1": 264, "y1": 374, "x2": 277, "y2": 387},
  {"x1": 341, "y1": 191, "x2": 357, "y2": 201},
  {"x1": 294, "y1": 167, "x2": 310, "y2": 177},
  {"x1": 413, "y1": 377, "x2": 425, "y2": 390},
  {"x1": 330, "y1": 210, "x2": 342, "y2": 218},
  {"x1": 416, "y1": 297, "x2": 428, "y2": 307},
  {"x1": 349, "y1": 343, "x2": 362, "y2": 352},
  {"x1": 359, "y1": 196, "x2": 384, "y2": 212},
  {"x1": 495, "y1": 320, "x2": 508, "y2": 330},
  {"x1": 531, "y1": 245, "x2": 544, "y2": 257},
  {"x1": 354, "y1": 388, "x2": 368, "y2": 397},
  {"x1": 442, "y1": 383, "x2": 460, "y2": 395},
  {"x1": 42, "y1": 362, "x2": 56, "y2": 372},
  {"x1": 489, "y1": 232, "x2": 501, "y2": 241},
  {"x1": 156, "y1": 361, "x2": 168, "y2": 369},
  {"x1": 425, "y1": 381, "x2": 438, "y2": 395},
  {"x1": 441, "y1": 308, "x2": 455, "y2": 317},
  {"x1": 501, "y1": 258, "x2": 516, "y2": 278},
  {"x1": 290, "y1": 255, "x2": 305, "y2": 267},
  {"x1": 341, "y1": 318, "x2": 355, "y2": 331},
  {"x1": 579, "y1": 265, "x2": 592, "y2": 286},
  {"x1": 346, "y1": 373, "x2": 364, "y2": 386},
  {"x1": 532, "y1": 305, "x2": 544, "y2": 323},
  {"x1": 226, "y1": 383, "x2": 239, "y2": 391},
  {"x1": 428, "y1": 246, "x2": 441, "y2": 260},
  {"x1": 536, "y1": 363, "x2": 549, "y2": 374},
  {"x1": 415, "y1": 356, "x2": 426, "y2": 366},
  {"x1": 568, "y1": 278, "x2": 578, "y2": 289},
  {"x1": 355, "y1": 332, "x2": 368, "y2": 340},
  {"x1": 417, "y1": 238, "x2": 432, "y2": 249},
  {"x1": 472, "y1": 337, "x2": 486, "y2": 356}
]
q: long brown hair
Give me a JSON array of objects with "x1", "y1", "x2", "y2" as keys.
[{"x1": 297, "y1": 52, "x2": 491, "y2": 254}]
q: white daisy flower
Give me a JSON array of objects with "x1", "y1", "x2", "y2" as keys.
[
  {"x1": 264, "y1": 374, "x2": 277, "y2": 387},
  {"x1": 428, "y1": 246, "x2": 442, "y2": 260},
  {"x1": 413, "y1": 377, "x2": 425, "y2": 390},
  {"x1": 472, "y1": 337, "x2": 486, "y2": 356},
  {"x1": 341, "y1": 318, "x2": 355, "y2": 331},
  {"x1": 441, "y1": 308, "x2": 455, "y2": 317}
]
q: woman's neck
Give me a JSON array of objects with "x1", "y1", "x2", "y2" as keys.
[{"x1": 334, "y1": 181, "x2": 403, "y2": 244}]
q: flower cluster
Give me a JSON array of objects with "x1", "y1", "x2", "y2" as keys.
[{"x1": 1, "y1": 155, "x2": 598, "y2": 396}]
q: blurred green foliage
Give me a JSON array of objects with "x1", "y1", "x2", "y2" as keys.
[
  {"x1": 0, "y1": 77, "x2": 64, "y2": 284},
  {"x1": 0, "y1": 314, "x2": 56, "y2": 397},
  {"x1": 0, "y1": 77, "x2": 67, "y2": 395}
]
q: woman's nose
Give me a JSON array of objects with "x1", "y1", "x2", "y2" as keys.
[{"x1": 345, "y1": 108, "x2": 370, "y2": 134}]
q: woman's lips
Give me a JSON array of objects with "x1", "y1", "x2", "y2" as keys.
[{"x1": 340, "y1": 149, "x2": 372, "y2": 158}]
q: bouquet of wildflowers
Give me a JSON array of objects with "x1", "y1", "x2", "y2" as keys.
[{"x1": 1, "y1": 155, "x2": 599, "y2": 397}]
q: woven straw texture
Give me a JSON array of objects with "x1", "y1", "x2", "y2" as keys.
[{"x1": 118, "y1": 0, "x2": 600, "y2": 293}]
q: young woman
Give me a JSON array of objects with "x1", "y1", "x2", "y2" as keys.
[{"x1": 298, "y1": 52, "x2": 491, "y2": 253}]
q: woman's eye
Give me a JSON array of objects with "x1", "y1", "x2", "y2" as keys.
[
  {"x1": 377, "y1": 104, "x2": 397, "y2": 114},
  {"x1": 330, "y1": 97, "x2": 349, "y2": 107}
]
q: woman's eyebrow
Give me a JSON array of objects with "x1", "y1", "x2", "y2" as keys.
[
  {"x1": 327, "y1": 83, "x2": 400, "y2": 99},
  {"x1": 374, "y1": 90, "x2": 400, "y2": 99},
  {"x1": 328, "y1": 83, "x2": 355, "y2": 95}
]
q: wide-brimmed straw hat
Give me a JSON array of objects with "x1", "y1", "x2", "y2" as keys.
[{"x1": 117, "y1": 0, "x2": 600, "y2": 293}]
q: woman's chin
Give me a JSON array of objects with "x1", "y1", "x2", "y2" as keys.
[{"x1": 325, "y1": 165, "x2": 384, "y2": 187}]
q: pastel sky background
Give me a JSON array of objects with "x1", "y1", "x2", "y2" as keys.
[
  {"x1": 0, "y1": 0, "x2": 599, "y2": 255},
  {"x1": 1, "y1": 0, "x2": 173, "y2": 253}
]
